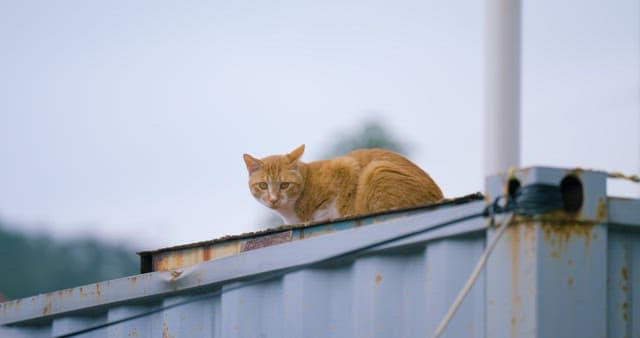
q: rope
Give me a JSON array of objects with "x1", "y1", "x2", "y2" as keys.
[
  {"x1": 433, "y1": 213, "x2": 513, "y2": 338},
  {"x1": 607, "y1": 171, "x2": 640, "y2": 183}
]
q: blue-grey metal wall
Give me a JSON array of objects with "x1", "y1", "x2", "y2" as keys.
[{"x1": 1, "y1": 167, "x2": 639, "y2": 338}]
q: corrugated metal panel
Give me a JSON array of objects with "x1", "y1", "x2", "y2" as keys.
[
  {"x1": 1, "y1": 167, "x2": 639, "y2": 338},
  {"x1": 0, "y1": 200, "x2": 487, "y2": 338},
  {"x1": 607, "y1": 229, "x2": 639, "y2": 337}
]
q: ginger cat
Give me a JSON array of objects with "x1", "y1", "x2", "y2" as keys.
[{"x1": 243, "y1": 145, "x2": 443, "y2": 224}]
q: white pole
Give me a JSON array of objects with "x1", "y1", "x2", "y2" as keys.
[{"x1": 484, "y1": 0, "x2": 521, "y2": 177}]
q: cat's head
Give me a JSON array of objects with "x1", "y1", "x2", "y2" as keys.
[{"x1": 243, "y1": 145, "x2": 305, "y2": 210}]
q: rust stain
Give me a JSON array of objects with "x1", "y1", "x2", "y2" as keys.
[
  {"x1": 174, "y1": 254, "x2": 184, "y2": 270},
  {"x1": 523, "y1": 222, "x2": 536, "y2": 260},
  {"x1": 130, "y1": 276, "x2": 137, "y2": 287},
  {"x1": 621, "y1": 267, "x2": 629, "y2": 282},
  {"x1": 128, "y1": 328, "x2": 139, "y2": 337},
  {"x1": 162, "y1": 321, "x2": 174, "y2": 338},
  {"x1": 79, "y1": 287, "x2": 88, "y2": 297},
  {"x1": 569, "y1": 167, "x2": 585, "y2": 173},
  {"x1": 375, "y1": 274, "x2": 383, "y2": 285},
  {"x1": 542, "y1": 223, "x2": 594, "y2": 258},
  {"x1": 568, "y1": 277, "x2": 575, "y2": 288},
  {"x1": 156, "y1": 259, "x2": 168, "y2": 272},
  {"x1": 43, "y1": 294, "x2": 53, "y2": 315},
  {"x1": 95, "y1": 283, "x2": 101, "y2": 298},
  {"x1": 3, "y1": 299, "x2": 21, "y2": 313},
  {"x1": 509, "y1": 225, "x2": 521, "y2": 338},
  {"x1": 621, "y1": 302, "x2": 629, "y2": 322},
  {"x1": 621, "y1": 267, "x2": 629, "y2": 294},
  {"x1": 202, "y1": 248, "x2": 211, "y2": 262},
  {"x1": 596, "y1": 198, "x2": 607, "y2": 222}
]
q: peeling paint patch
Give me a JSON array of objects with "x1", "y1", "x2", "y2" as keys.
[
  {"x1": 241, "y1": 231, "x2": 293, "y2": 252},
  {"x1": 42, "y1": 300, "x2": 51, "y2": 316}
]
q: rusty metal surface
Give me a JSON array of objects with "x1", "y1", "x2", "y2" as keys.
[
  {"x1": 1, "y1": 167, "x2": 639, "y2": 338},
  {"x1": 138, "y1": 193, "x2": 484, "y2": 273},
  {"x1": 485, "y1": 167, "x2": 608, "y2": 224},
  {"x1": 485, "y1": 167, "x2": 639, "y2": 338}
]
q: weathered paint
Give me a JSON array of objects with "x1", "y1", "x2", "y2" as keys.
[
  {"x1": 138, "y1": 194, "x2": 483, "y2": 273},
  {"x1": 485, "y1": 167, "x2": 637, "y2": 338},
  {"x1": 485, "y1": 166, "x2": 608, "y2": 223},
  {"x1": 1, "y1": 167, "x2": 639, "y2": 338}
]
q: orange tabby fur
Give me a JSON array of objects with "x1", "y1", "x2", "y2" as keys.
[{"x1": 243, "y1": 145, "x2": 443, "y2": 224}]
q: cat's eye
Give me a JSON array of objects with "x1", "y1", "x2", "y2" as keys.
[
  {"x1": 280, "y1": 182, "x2": 290, "y2": 189},
  {"x1": 258, "y1": 182, "x2": 268, "y2": 190}
]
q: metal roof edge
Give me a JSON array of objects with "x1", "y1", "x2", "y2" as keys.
[
  {"x1": 608, "y1": 197, "x2": 640, "y2": 227},
  {"x1": 136, "y1": 193, "x2": 484, "y2": 256},
  {"x1": 0, "y1": 200, "x2": 486, "y2": 326}
]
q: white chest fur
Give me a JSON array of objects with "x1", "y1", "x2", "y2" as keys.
[
  {"x1": 311, "y1": 199, "x2": 339, "y2": 222},
  {"x1": 276, "y1": 207, "x2": 302, "y2": 225},
  {"x1": 274, "y1": 199, "x2": 339, "y2": 224}
]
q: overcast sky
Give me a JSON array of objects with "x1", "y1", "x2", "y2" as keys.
[{"x1": 0, "y1": 0, "x2": 638, "y2": 250}]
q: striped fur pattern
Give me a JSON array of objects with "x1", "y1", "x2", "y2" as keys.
[{"x1": 243, "y1": 145, "x2": 443, "y2": 224}]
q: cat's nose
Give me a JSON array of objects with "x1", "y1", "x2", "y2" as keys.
[{"x1": 269, "y1": 195, "x2": 279, "y2": 203}]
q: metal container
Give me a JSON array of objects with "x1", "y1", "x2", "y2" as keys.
[{"x1": 1, "y1": 166, "x2": 638, "y2": 338}]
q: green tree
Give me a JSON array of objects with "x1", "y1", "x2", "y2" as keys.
[
  {"x1": 0, "y1": 220, "x2": 138, "y2": 300},
  {"x1": 322, "y1": 118, "x2": 410, "y2": 158}
]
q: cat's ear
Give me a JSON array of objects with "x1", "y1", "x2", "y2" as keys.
[
  {"x1": 286, "y1": 144, "x2": 305, "y2": 163},
  {"x1": 243, "y1": 154, "x2": 263, "y2": 174}
]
